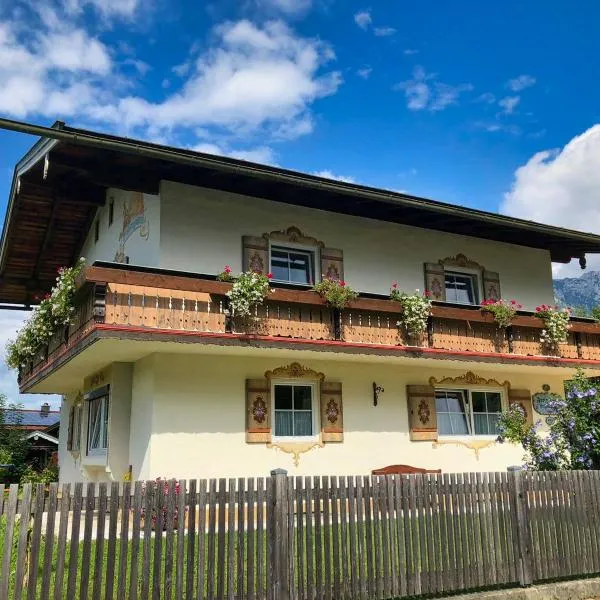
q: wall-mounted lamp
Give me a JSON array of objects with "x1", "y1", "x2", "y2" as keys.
[
  {"x1": 580, "y1": 256, "x2": 587, "y2": 270},
  {"x1": 373, "y1": 382, "x2": 384, "y2": 406}
]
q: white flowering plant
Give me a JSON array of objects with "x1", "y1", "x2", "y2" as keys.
[
  {"x1": 535, "y1": 304, "x2": 571, "y2": 352},
  {"x1": 226, "y1": 270, "x2": 272, "y2": 318},
  {"x1": 6, "y1": 258, "x2": 86, "y2": 370},
  {"x1": 390, "y1": 284, "x2": 432, "y2": 337}
]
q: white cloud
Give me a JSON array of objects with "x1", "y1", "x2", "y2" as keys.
[
  {"x1": 356, "y1": 66, "x2": 372, "y2": 79},
  {"x1": 256, "y1": 0, "x2": 312, "y2": 15},
  {"x1": 313, "y1": 170, "x2": 356, "y2": 183},
  {"x1": 507, "y1": 74, "x2": 536, "y2": 92},
  {"x1": 403, "y1": 49, "x2": 418, "y2": 55},
  {"x1": 473, "y1": 121, "x2": 521, "y2": 135},
  {"x1": 90, "y1": 20, "x2": 341, "y2": 140},
  {"x1": 43, "y1": 29, "x2": 111, "y2": 74},
  {"x1": 374, "y1": 26, "x2": 396, "y2": 36},
  {"x1": 394, "y1": 66, "x2": 472, "y2": 112},
  {"x1": 63, "y1": 0, "x2": 140, "y2": 19},
  {"x1": 502, "y1": 125, "x2": 600, "y2": 276},
  {"x1": 475, "y1": 92, "x2": 496, "y2": 104},
  {"x1": 498, "y1": 95, "x2": 520, "y2": 115},
  {"x1": 193, "y1": 142, "x2": 277, "y2": 165},
  {"x1": 354, "y1": 10, "x2": 372, "y2": 30}
]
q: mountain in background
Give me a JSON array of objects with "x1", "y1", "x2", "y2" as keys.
[{"x1": 553, "y1": 271, "x2": 600, "y2": 311}]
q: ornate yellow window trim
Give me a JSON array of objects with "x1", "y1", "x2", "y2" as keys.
[
  {"x1": 262, "y1": 226, "x2": 324, "y2": 248},
  {"x1": 429, "y1": 370, "x2": 510, "y2": 389},
  {"x1": 265, "y1": 362, "x2": 325, "y2": 382}
]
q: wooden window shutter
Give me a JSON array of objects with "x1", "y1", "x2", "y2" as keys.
[
  {"x1": 407, "y1": 385, "x2": 438, "y2": 441},
  {"x1": 242, "y1": 236, "x2": 269, "y2": 274},
  {"x1": 320, "y1": 381, "x2": 343, "y2": 442},
  {"x1": 246, "y1": 379, "x2": 271, "y2": 443},
  {"x1": 508, "y1": 389, "x2": 533, "y2": 427},
  {"x1": 424, "y1": 263, "x2": 446, "y2": 301},
  {"x1": 66, "y1": 406, "x2": 74, "y2": 451},
  {"x1": 483, "y1": 271, "x2": 501, "y2": 301},
  {"x1": 321, "y1": 248, "x2": 344, "y2": 281}
]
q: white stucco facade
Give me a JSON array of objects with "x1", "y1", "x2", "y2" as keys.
[
  {"x1": 58, "y1": 351, "x2": 573, "y2": 483},
  {"x1": 159, "y1": 180, "x2": 555, "y2": 310}
]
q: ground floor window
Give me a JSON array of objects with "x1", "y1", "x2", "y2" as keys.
[
  {"x1": 273, "y1": 382, "x2": 315, "y2": 438},
  {"x1": 435, "y1": 389, "x2": 502, "y2": 436},
  {"x1": 87, "y1": 387, "x2": 110, "y2": 454}
]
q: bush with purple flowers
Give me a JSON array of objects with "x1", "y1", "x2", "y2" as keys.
[{"x1": 497, "y1": 368, "x2": 600, "y2": 470}]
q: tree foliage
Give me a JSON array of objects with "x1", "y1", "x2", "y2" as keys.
[
  {"x1": 498, "y1": 369, "x2": 600, "y2": 470},
  {"x1": 0, "y1": 394, "x2": 30, "y2": 482}
]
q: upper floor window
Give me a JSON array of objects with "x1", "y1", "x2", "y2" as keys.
[
  {"x1": 435, "y1": 389, "x2": 502, "y2": 436},
  {"x1": 444, "y1": 271, "x2": 480, "y2": 305},
  {"x1": 273, "y1": 382, "x2": 316, "y2": 438},
  {"x1": 270, "y1": 245, "x2": 316, "y2": 285},
  {"x1": 87, "y1": 386, "x2": 109, "y2": 454}
]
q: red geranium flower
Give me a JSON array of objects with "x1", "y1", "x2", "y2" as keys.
[
  {"x1": 392, "y1": 282, "x2": 398, "y2": 289},
  {"x1": 224, "y1": 265, "x2": 231, "y2": 274},
  {"x1": 340, "y1": 281, "x2": 346, "y2": 287},
  {"x1": 267, "y1": 272, "x2": 273, "y2": 279}
]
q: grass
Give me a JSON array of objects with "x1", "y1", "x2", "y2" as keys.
[{"x1": 1, "y1": 506, "x2": 598, "y2": 599}]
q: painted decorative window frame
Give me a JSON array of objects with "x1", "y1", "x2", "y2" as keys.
[
  {"x1": 71, "y1": 401, "x2": 82, "y2": 454},
  {"x1": 271, "y1": 378, "x2": 320, "y2": 443},
  {"x1": 269, "y1": 240, "x2": 320, "y2": 286}
]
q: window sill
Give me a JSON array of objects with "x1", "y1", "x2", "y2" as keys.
[{"x1": 83, "y1": 451, "x2": 107, "y2": 466}]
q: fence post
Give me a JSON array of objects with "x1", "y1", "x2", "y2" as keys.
[
  {"x1": 509, "y1": 468, "x2": 533, "y2": 586},
  {"x1": 270, "y1": 468, "x2": 290, "y2": 600}
]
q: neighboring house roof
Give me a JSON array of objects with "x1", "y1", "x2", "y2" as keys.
[
  {"x1": 1, "y1": 117, "x2": 600, "y2": 306},
  {"x1": 2, "y1": 407, "x2": 60, "y2": 430},
  {"x1": 25, "y1": 430, "x2": 59, "y2": 445}
]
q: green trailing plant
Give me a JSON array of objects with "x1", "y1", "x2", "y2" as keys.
[
  {"x1": 534, "y1": 304, "x2": 571, "y2": 352},
  {"x1": 390, "y1": 284, "x2": 432, "y2": 337},
  {"x1": 481, "y1": 298, "x2": 523, "y2": 329},
  {"x1": 313, "y1": 278, "x2": 358, "y2": 310},
  {"x1": 498, "y1": 368, "x2": 600, "y2": 470},
  {"x1": 5, "y1": 258, "x2": 86, "y2": 370},
  {"x1": 226, "y1": 270, "x2": 272, "y2": 317}
]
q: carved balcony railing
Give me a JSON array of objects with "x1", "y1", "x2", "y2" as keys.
[{"x1": 18, "y1": 264, "x2": 600, "y2": 388}]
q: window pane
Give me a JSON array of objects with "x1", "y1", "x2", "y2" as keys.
[
  {"x1": 102, "y1": 398, "x2": 109, "y2": 449},
  {"x1": 450, "y1": 413, "x2": 470, "y2": 435},
  {"x1": 294, "y1": 386, "x2": 312, "y2": 410},
  {"x1": 437, "y1": 413, "x2": 452, "y2": 435},
  {"x1": 294, "y1": 412, "x2": 313, "y2": 436},
  {"x1": 274, "y1": 385, "x2": 293, "y2": 410},
  {"x1": 435, "y1": 396, "x2": 449, "y2": 413},
  {"x1": 289, "y1": 252, "x2": 311, "y2": 284},
  {"x1": 486, "y1": 393, "x2": 502, "y2": 413},
  {"x1": 275, "y1": 411, "x2": 293, "y2": 436},
  {"x1": 88, "y1": 398, "x2": 102, "y2": 450},
  {"x1": 445, "y1": 273, "x2": 476, "y2": 304},
  {"x1": 271, "y1": 249, "x2": 289, "y2": 282},
  {"x1": 445, "y1": 393, "x2": 465, "y2": 413},
  {"x1": 488, "y1": 413, "x2": 501, "y2": 435},
  {"x1": 471, "y1": 392, "x2": 487, "y2": 413},
  {"x1": 473, "y1": 412, "x2": 489, "y2": 435}
]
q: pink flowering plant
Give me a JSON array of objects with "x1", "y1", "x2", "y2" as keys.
[
  {"x1": 481, "y1": 298, "x2": 523, "y2": 329},
  {"x1": 313, "y1": 278, "x2": 358, "y2": 310},
  {"x1": 534, "y1": 304, "x2": 571, "y2": 351},
  {"x1": 390, "y1": 284, "x2": 432, "y2": 336},
  {"x1": 498, "y1": 369, "x2": 600, "y2": 470},
  {"x1": 216, "y1": 264, "x2": 234, "y2": 282},
  {"x1": 226, "y1": 270, "x2": 272, "y2": 318},
  {"x1": 6, "y1": 258, "x2": 86, "y2": 369}
]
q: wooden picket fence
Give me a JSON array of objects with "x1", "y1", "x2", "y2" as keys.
[{"x1": 1, "y1": 470, "x2": 600, "y2": 600}]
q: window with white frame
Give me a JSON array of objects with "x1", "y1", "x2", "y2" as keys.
[
  {"x1": 86, "y1": 386, "x2": 110, "y2": 454},
  {"x1": 72, "y1": 404, "x2": 82, "y2": 452},
  {"x1": 435, "y1": 389, "x2": 502, "y2": 436},
  {"x1": 273, "y1": 382, "x2": 316, "y2": 438},
  {"x1": 444, "y1": 271, "x2": 480, "y2": 305},
  {"x1": 270, "y1": 245, "x2": 316, "y2": 285}
]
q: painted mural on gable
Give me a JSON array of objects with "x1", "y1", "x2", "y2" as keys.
[{"x1": 114, "y1": 191, "x2": 150, "y2": 263}]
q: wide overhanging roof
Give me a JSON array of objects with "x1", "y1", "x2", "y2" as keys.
[{"x1": 1, "y1": 118, "x2": 599, "y2": 307}]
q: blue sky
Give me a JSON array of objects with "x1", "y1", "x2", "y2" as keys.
[{"x1": 1, "y1": 0, "x2": 600, "y2": 406}]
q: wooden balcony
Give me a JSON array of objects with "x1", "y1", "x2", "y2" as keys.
[{"x1": 18, "y1": 264, "x2": 600, "y2": 389}]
